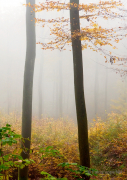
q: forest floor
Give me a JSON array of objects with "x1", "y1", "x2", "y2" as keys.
[{"x1": 0, "y1": 111, "x2": 127, "y2": 180}]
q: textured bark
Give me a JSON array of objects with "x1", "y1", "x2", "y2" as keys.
[
  {"x1": 70, "y1": 0, "x2": 90, "y2": 174},
  {"x1": 18, "y1": 0, "x2": 36, "y2": 179}
]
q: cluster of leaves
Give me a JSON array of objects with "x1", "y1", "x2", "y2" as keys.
[
  {"x1": 0, "y1": 124, "x2": 35, "y2": 180},
  {"x1": 24, "y1": 0, "x2": 127, "y2": 65},
  {"x1": 58, "y1": 162, "x2": 98, "y2": 179}
]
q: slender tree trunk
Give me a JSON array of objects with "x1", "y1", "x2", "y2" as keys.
[
  {"x1": 105, "y1": 66, "x2": 108, "y2": 119},
  {"x1": 70, "y1": 0, "x2": 90, "y2": 175},
  {"x1": 94, "y1": 57, "x2": 98, "y2": 117},
  {"x1": 38, "y1": 58, "x2": 43, "y2": 119},
  {"x1": 18, "y1": 0, "x2": 36, "y2": 179},
  {"x1": 58, "y1": 58, "x2": 62, "y2": 117},
  {"x1": 7, "y1": 64, "x2": 10, "y2": 115}
]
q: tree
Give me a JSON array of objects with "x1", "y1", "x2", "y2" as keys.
[
  {"x1": 58, "y1": 57, "x2": 63, "y2": 117},
  {"x1": 38, "y1": 57, "x2": 43, "y2": 119},
  {"x1": 70, "y1": 0, "x2": 90, "y2": 171},
  {"x1": 18, "y1": 0, "x2": 36, "y2": 179},
  {"x1": 34, "y1": 1, "x2": 127, "y2": 72},
  {"x1": 30, "y1": 0, "x2": 125, "y2": 174}
]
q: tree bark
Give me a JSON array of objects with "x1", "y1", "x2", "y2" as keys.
[
  {"x1": 70, "y1": 0, "x2": 90, "y2": 175},
  {"x1": 18, "y1": 0, "x2": 36, "y2": 179}
]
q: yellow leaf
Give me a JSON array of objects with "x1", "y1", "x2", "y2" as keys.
[
  {"x1": 93, "y1": 23, "x2": 98, "y2": 28},
  {"x1": 18, "y1": 148, "x2": 22, "y2": 154},
  {"x1": 83, "y1": 44, "x2": 87, "y2": 49}
]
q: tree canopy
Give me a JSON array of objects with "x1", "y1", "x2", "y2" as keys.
[{"x1": 24, "y1": 0, "x2": 127, "y2": 65}]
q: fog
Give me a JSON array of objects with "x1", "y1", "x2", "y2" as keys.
[{"x1": 0, "y1": 0, "x2": 127, "y2": 124}]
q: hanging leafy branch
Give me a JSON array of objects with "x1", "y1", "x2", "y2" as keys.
[{"x1": 24, "y1": 0, "x2": 127, "y2": 64}]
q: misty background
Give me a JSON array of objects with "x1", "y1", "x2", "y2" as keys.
[{"x1": 0, "y1": 0, "x2": 127, "y2": 124}]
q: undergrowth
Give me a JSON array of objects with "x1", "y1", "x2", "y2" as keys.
[{"x1": 0, "y1": 111, "x2": 127, "y2": 179}]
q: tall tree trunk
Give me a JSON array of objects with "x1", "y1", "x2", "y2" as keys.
[
  {"x1": 38, "y1": 58, "x2": 43, "y2": 119},
  {"x1": 105, "y1": 66, "x2": 108, "y2": 119},
  {"x1": 70, "y1": 0, "x2": 90, "y2": 174},
  {"x1": 95, "y1": 56, "x2": 98, "y2": 117},
  {"x1": 58, "y1": 58, "x2": 62, "y2": 117},
  {"x1": 18, "y1": 0, "x2": 36, "y2": 179}
]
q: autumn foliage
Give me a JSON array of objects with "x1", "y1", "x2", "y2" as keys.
[
  {"x1": 0, "y1": 110, "x2": 127, "y2": 179},
  {"x1": 24, "y1": 0, "x2": 127, "y2": 64}
]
